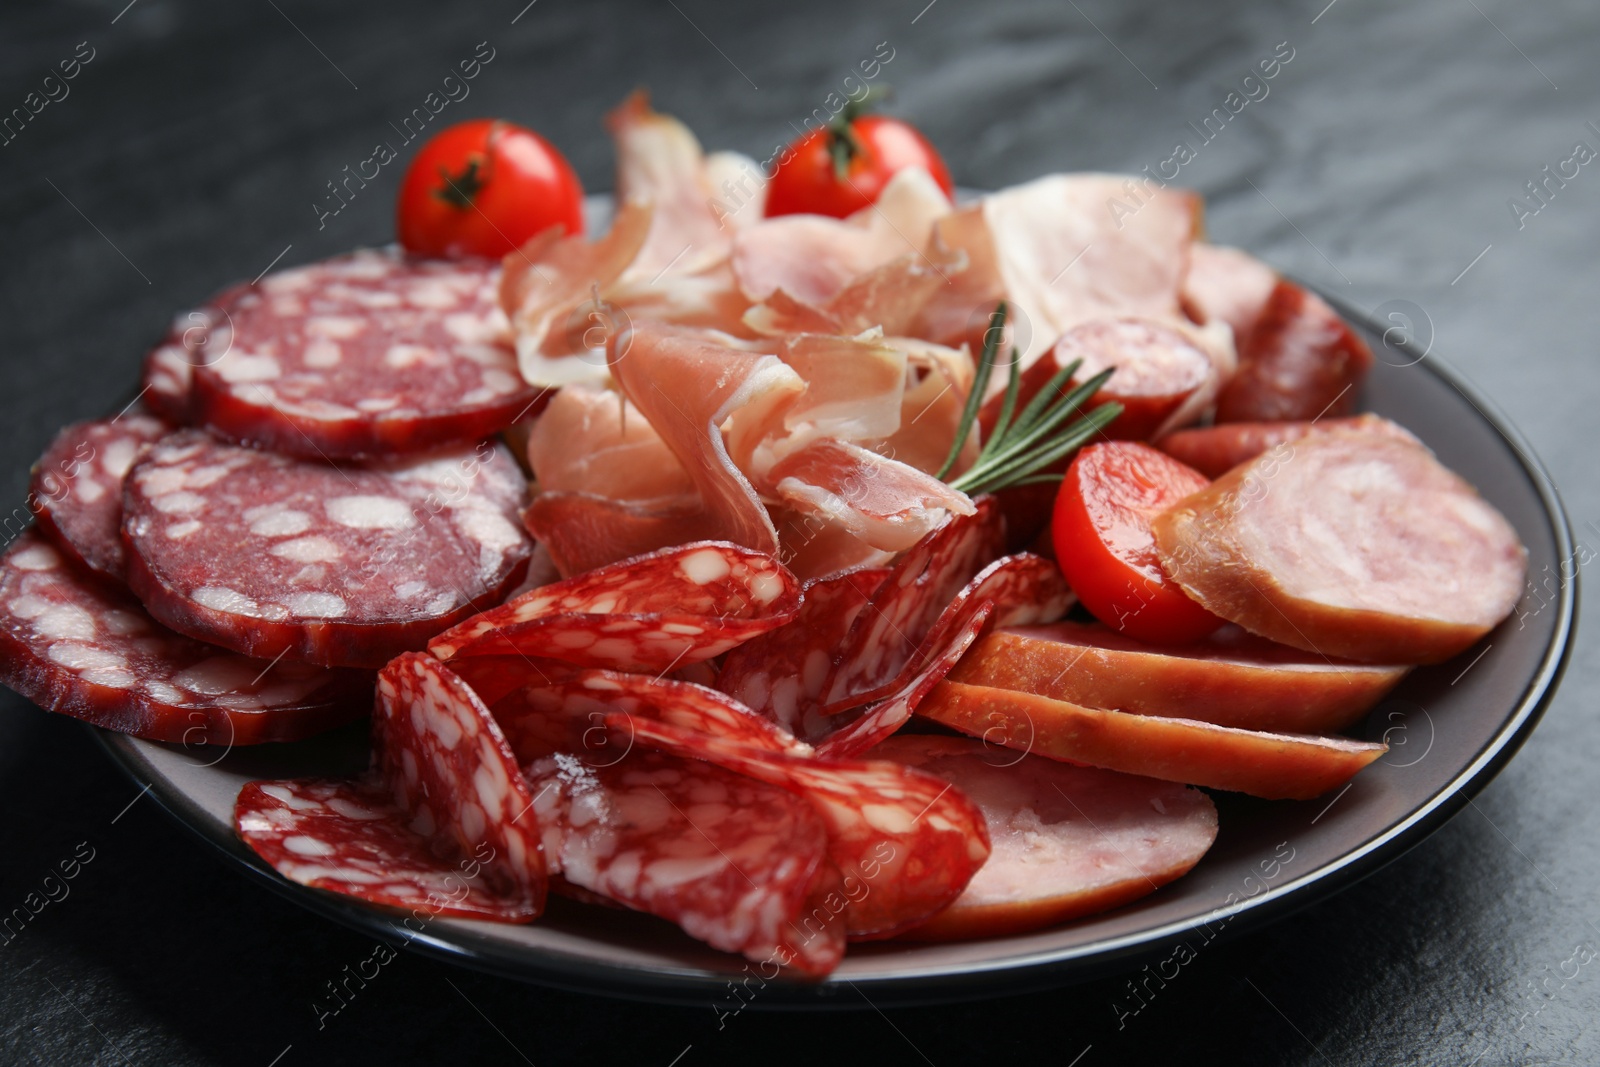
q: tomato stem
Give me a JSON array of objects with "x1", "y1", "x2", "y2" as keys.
[
  {"x1": 434, "y1": 157, "x2": 486, "y2": 209},
  {"x1": 825, "y1": 84, "x2": 891, "y2": 182}
]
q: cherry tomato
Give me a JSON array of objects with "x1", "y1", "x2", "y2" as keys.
[
  {"x1": 1052, "y1": 441, "x2": 1225, "y2": 645},
  {"x1": 397, "y1": 118, "x2": 584, "y2": 259},
  {"x1": 766, "y1": 113, "x2": 954, "y2": 219}
]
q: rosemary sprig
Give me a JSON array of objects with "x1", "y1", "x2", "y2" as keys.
[{"x1": 937, "y1": 302, "x2": 1123, "y2": 496}]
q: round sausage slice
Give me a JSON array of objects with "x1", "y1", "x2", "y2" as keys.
[
  {"x1": 1054, "y1": 318, "x2": 1215, "y2": 440},
  {"x1": 874, "y1": 735, "x2": 1217, "y2": 941},
  {"x1": 123, "y1": 431, "x2": 531, "y2": 667},
  {"x1": 1156, "y1": 414, "x2": 1414, "y2": 479},
  {"x1": 188, "y1": 250, "x2": 544, "y2": 459},
  {"x1": 1151, "y1": 428, "x2": 1526, "y2": 664}
]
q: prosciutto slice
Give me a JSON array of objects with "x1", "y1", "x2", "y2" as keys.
[{"x1": 525, "y1": 382, "x2": 694, "y2": 502}]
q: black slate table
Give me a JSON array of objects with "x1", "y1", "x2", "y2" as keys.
[{"x1": 1, "y1": 1, "x2": 1595, "y2": 1064}]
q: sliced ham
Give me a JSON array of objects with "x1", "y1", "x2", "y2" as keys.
[
  {"x1": 1156, "y1": 414, "x2": 1415, "y2": 479},
  {"x1": 777, "y1": 331, "x2": 906, "y2": 443},
  {"x1": 1152, "y1": 428, "x2": 1527, "y2": 664},
  {"x1": 919, "y1": 680, "x2": 1387, "y2": 800},
  {"x1": 949, "y1": 622, "x2": 1409, "y2": 734},
  {"x1": 525, "y1": 382, "x2": 694, "y2": 502},
  {"x1": 1181, "y1": 243, "x2": 1279, "y2": 346},
  {"x1": 874, "y1": 736, "x2": 1218, "y2": 940}
]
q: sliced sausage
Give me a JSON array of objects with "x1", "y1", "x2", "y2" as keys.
[
  {"x1": 949, "y1": 621, "x2": 1409, "y2": 733},
  {"x1": 1151, "y1": 428, "x2": 1527, "y2": 664},
  {"x1": 874, "y1": 735, "x2": 1217, "y2": 940},
  {"x1": 1053, "y1": 317, "x2": 1217, "y2": 440},
  {"x1": 1215, "y1": 279, "x2": 1374, "y2": 423},
  {"x1": 1156, "y1": 414, "x2": 1413, "y2": 478},
  {"x1": 918, "y1": 680, "x2": 1387, "y2": 800}
]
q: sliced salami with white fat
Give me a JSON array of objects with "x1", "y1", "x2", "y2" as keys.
[
  {"x1": 873, "y1": 735, "x2": 1218, "y2": 940},
  {"x1": 123, "y1": 430, "x2": 531, "y2": 668},
  {"x1": 524, "y1": 751, "x2": 844, "y2": 976},
  {"x1": 0, "y1": 530, "x2": 369, "y2": 744},
  {"x1": 30, "y1": 415, "x2": 170, "y2": 582},
  {"x1": 187, "y1": 250, "x2": 544, "y2": 459},
  {"x1": 1152, "y1": 427, "x2": 1527, "y2": 664}
]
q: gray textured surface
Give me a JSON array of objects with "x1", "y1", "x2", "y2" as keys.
[{"x1": 0, "y1": 1, "x2": 1594, "y2": 1063}]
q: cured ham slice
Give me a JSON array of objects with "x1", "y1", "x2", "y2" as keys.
[
  {"x1": 874, "y1": 736, "x2": 1218, "y2": 940},
  {"x1": 777, "y1": 331, "x2": 906, "y2": 443},
  {"x1": 771, "y1": 508, "x2": 894, "y2": 581},
  {"x1": 523, "y1": 751, "x2": 843, "y2": 976},
  {"x1": 884, "y1": 337, "x2": 979, "y2": 477},
  {"x1": 522, "y1": 493, "x2": 717, "y2": 578},
  {"x1": 0, "y1": 531, "x2": 368, "y2": 745},
  {"x1": 428, "y1": 540, "x2": 800, "y2": 670},
  {"x1": 608, "y1": 323, "x2": 801, "y2": 556},
  {"x1": 525, "y1": 382, "x2": 694, "y2": 502},
  {"x1": 919, "y1": 681, "x2": 1387, "y2": 800},
  {"x1": 743, "y1": 247, "x2": 961, "y2": 339},
  {"x1": 1152, "y1": 428, "x2": 1527, "y2": 664},
  {"x1": 950, "y1": 622, "x2": 1409, "y2": 734},
  {"x1": 1181, "y1": 243, "x2": 1279, "y2": 346},
  {"x1": 616, "y1": 716, "x2": 992, "y2": 939},
  {"x1": 31, "y1": 414, "x2": 170, "y2": 583},
  {"x1": 1156, "y1": 414, "x2": 1415, "y2": 478},
  {"x1": 1215, "y1": 279, "x2": 1374, "y2": 423},
  {"x1": 979, "y1": 174, "x2": 1201, "y2": 364}
]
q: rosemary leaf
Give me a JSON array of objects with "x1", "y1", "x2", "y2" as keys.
[{"x1": 935, "y1": 302, "x2": 1006, "y2": 479}]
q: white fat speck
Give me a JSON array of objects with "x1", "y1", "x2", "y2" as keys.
[
  {"x1": 100, "y1": 439, "x2": 140, "y2": 479},
  {"x1": 248, "y1": 510, "x2": 313, "y2": 537},
  {"x1": 393, "y1": 580, "x2": 429, "y2": 599},
  {"x1": 327, "y1": 797, "x2": 388, "y2": 820},
  {"x1": 10, "y1": 544, "x2": 61, "y2": 571},
  {"x1": 424, "y1": 592, "x2": 458, "y2": 614},
  {"x1": 192, "y1": 586, "x2": 262, "y2": 616},
  {"x1": 283, "y1": 592, "x2": 347, "y2": 618},
  {"x1": 166, "y1": 520, "x2": 203, "y2": 539},
  {"x1": 271, "y1": 536, "x2": 344, "y2": 563},
  {"x1": 139, "y1": 467, "x2": 192, "y2": 495},
  {"x1": 184, "y1": 465, "x2": 233, "y2": 489},
  {"x1": 145, "y1": 681, "x2": 184, "y2": 704},
  {"x1": 678, "y1": 548, "x2": 731, "y2": 586},
  {"x1": 327, "y1": 495, "x2": 416, "y2": 530},
  {"x1": 305, "y1": 315, "x2": 366, "y2": 339},
  {"x1": 34, "y1": 605, "x2": 97, "y2": 641},
  {"x1": 215, "y1": 353, "x2": 282, "y2": 383},
  {"x1": 283, "y1": 836, "x2": 338, "y2": 857},
  {"x1": 747, "y1": 572, "x2": 785, "y2": 605},
  {"x1": 73, "y1": 479, "x2": 106, "y2": 505},
  {"x1": 99, "y1": 608, "x2": 148, "y2": 636},
  {"x1": 152, "y1": 491, "x2": 207, "y2": 515},
  {"x1": 443, "y1": 313, "x2": 494, "y2": 344},
  {"x1": 46, "y1": 642, "x2": 124, "y2": 672},
  {"x1": 355, "y1": 397, "x2": 400, "y2": 413},
  {"x1": 303, "y1": 340, "x2": 342, "y2": 368},
  {"x1": 82, "y1": 668, "x2": 136, "y2": 689},
  {"x1": 173, "y1": 657, "x2": 262, "y2": 695},
  {"x1": 8, "y1": 595, "x2": 50, "y2": 619},
  {"x1": 860, "y1": 802, "x2": 915, "y2": 835},
  {"x1": 407, "y1": 280, "x2": 461, "y2": 309},
  {"x1": 263, "y1": 268, "x2": 315, "y2": 294},
  {"x1": 384, "y1": 344, "x2": 435, "y2": 369}
]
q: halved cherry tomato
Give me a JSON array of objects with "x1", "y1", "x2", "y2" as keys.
[
  {"x1": 1052, "y1": 441, "x2": 1224, "y2": 645},
  {"x1": 766, "y1": 109, "x2": 954, "y2": 219},
  {"x1": 397, "y1": 118, "x2": 584, "y2": 259}
]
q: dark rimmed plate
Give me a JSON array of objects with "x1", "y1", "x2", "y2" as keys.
[{"x1": 86, "y1": 202, "x2": 1575, "y2": 1008}]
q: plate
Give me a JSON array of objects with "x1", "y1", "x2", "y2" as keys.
[{"x1": 87, "y1": 201, "x2": 1575, "y2": 1007}]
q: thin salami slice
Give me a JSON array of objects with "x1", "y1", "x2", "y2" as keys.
[
  {"x1": 142, "y1": 292, "x2": 242, "y2": 424},
  {"x1": 0, "y1": 531, "x2": 369, "y2": 744},
  {"x1": 30, "y1": 415, "x2": 170, "y2": 582},
  {"x1": 188, "y1": 250, "x2": 544, "y2": 460},
  {"x1": 821, "y1": 499, "x2": 1003, "y2": 706},
  {"x1": 492, "y1": 669, "x2": 806, "y2": 766},
  {"x1": 716, "y1": 568, "x2": 889, "y2": 735},
  {"x1": 235, "y1": 777, "x2": 537, "y2": 921},
  {"x1": 524, "y1": 751, "x2": 843, "y2": 976},
  {"x1": 123, "y1": 431, "x2": 531, "y2": 668},
  {"x1": 374, "y1": 653, "x2": 546, "y2": 913},
  {"x1": 616, "y1": 716, "x2": 991, "y2": 939},
  {"x1": 428, "y1": 541, "x2": 801, "y2": 670},
  {"x1": 873, "y1": 736, "x2": 1218, "y2": 940}
]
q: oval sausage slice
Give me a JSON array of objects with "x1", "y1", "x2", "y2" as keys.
[
  {"x1": 918, "y1": 680, "x2": 1386, "y2": 800},
  {"x1": 1215, "y1": 280, "x2": 1373, "y2": 423},
  {"x1": 1053, "y1": 318, "x2": 1215, "y2": 441},
  {"x1": 948, "y1": 622, "x2": 1408, "y2": 734},
  {"x1": 875, "y1": 735, "x2": 1217, "y2": 940},
  {"x1": 1151, "y1": 428, "x2": 1526, "y2": 664},
  {"x1": 1156, "y1": 414, "x2": 1413, "y2": 479}
]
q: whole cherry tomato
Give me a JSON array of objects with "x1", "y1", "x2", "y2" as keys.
[
  {"x1": 765, "y1": 101, "x2": 954, "y2": 219},
  {"x1": 397, "y1": 118, "x2": 584, "y2": 258},
  {"x1": 1052, "y1": 441, "x2": 1225, "y2": 645}
]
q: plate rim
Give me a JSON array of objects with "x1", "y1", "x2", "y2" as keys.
[{"x1": 87, "y1": 302, "x2": 1578, "y2": 1009}]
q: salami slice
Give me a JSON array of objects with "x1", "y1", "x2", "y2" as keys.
[
  {"x1": 1156, "y1": 414, "x2": 1414, "y2": 479},
  {"x1": 919, "y1": 680, "x2": 1387, "y2": 800},
  {"x1": 617, "y1": 716, "x2": 992, "y2": 939},
  {"x1": 187, "y1": 250, "x2": 544, "y2": 460},
  {"x1": 0, "y1": 531, "x2": 369, "y2": 744},
  {"x1": 373, "y1": 653, "x2": 546, "y2": 914},
  {"x1": 524, "y1": 751, "x2": 843, "y2": 976},
  {"x1": 123, "y1": 431, "x2": 531, "y2": 668},
  {"x1": 716, "y1": 568, "x2": 889, "y2": 735},
  {"x1": 874, "y1": 736, "x2": 1218, "y2": 940},
  {"x1": 142, "y1": 292, "x2": 242, "y2": 424},
  {"x1": 428, "y1": 541, "x2": 801, "y2": 670},
  {"x1": 1151, "y1": 428, "x2": 1527, "y2": 664},
  {"x1": 235, "y1": 777, "x2": 537, "y2": 921},
  {"x1": 950, "y1": 621, "x2": 1409, "y2": 734},
  {"x1": 492, "y1": 669, "x2": 806, "y2": 767},
  {"x1": 30, "y1": 415, "x2": 170, "y2": 582}
]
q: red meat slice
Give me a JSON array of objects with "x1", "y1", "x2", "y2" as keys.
[
  {"x1": 30, "y1": 414, "x2": 171, "y2": 582},
  {"x1": 1215, "y1": 279, "x2": 1374, "y2": 423},
  {"x1": 187, "y1": 250, "x2": 544, "y2": 459},
  {"x1": 874, "y1": 735, "x2": 1218, "y2": 940},
  {"x1": 1156, "y1": 414, "x2": 1414, "y2": 478},
  {"x1": 0, "y1": 530, "x2": 368, "y2": 744},
  {"x1": 123, "y1": 431, "x2": 531, "y2": 668}
]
